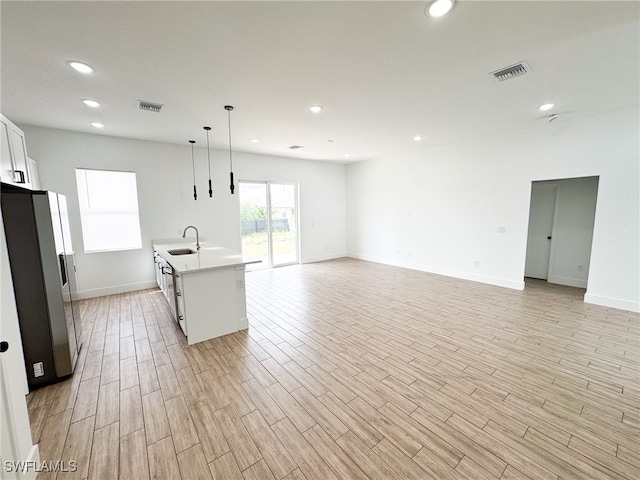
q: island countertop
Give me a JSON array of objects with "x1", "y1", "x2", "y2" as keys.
[{"x1": 153, "y1": 240, "x2": 260, "y2": 274}]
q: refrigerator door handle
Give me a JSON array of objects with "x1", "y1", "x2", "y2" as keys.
[{"x1": 58, "y1": 253, "x2": 68, "y2": 287}]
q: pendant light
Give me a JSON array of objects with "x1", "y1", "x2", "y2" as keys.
[
  {"x1": 189, "y1": 140, "x2": 197, "y2": 200},
  {"x1": 225, "y1": 105, "x2": 235, "y2": 194},
  {"x1": 204, "y1": 126, "x2": 213, "y2": 197}
]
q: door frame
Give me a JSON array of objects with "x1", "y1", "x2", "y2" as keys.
[{"x1": 524, "y1": 176, "x2": 600, "y2": 289}]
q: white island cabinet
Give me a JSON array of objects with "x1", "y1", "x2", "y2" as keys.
[{"x1": 153, "y1": 240, "x2": 259, "y2": 345}]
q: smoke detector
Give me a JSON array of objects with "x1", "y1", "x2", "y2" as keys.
[
  {"x1": 138, "y1": 100, "x2": 164, "y2": 113},
  {"x1": 490, "y1": 62, "x2": 530, "y2": 82}
]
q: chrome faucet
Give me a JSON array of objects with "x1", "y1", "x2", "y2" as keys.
[{"x1": 182, "y1": 225, "x2": 200, "y2": 251}]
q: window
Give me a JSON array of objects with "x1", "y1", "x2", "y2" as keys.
[{"x1": 75, "y1": 168, "x2": 142, "y2": 252}]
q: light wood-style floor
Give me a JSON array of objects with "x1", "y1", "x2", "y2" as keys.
[{"x1": 27, "y1": 258, "x2": 640, "y2": 479}]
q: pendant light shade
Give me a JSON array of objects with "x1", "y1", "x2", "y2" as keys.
[
  {"x1": 204, "y1": 126, "x2": 213, "y2": 197},
  {"x1": 189, "y1": 140, "x2": 197, "y2": 200},
  {"x1": 225, "y1": 105, "x2": 235, "y2": 194}
]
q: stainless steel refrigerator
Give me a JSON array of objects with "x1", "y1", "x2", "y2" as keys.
[{"x1": 1, "y1": 182, "x2": 82, "y2": 390}]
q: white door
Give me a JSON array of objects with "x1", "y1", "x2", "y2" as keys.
[
  {"x1": 1, "y1": 214, "x2": 37, "y2": 480},
  {"x1": 525, "y1": 183, "x2": 557, "y2": 279}
]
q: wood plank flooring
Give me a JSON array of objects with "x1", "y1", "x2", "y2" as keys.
[{"x1": 27, "y1": 258, "x2": 640, "y2": 479}]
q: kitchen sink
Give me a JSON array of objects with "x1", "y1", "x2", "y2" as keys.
[{"x1": 167, "y1": 248, "x2": 197, "y2": 256}]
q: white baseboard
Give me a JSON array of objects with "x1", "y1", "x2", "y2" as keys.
[
  {"x1": 347, "y1": 253, "x2": 524, "y2": 291},
  {"x1": 15, "y1": 444, "x2": 40, "y2": 479},
  {"x1": 301, "y1": 252, "x2": 347, "y2": 264},
  {"x1": 76, "y1": 280, "x2": 158, "y2": 300},
  {"x1": 584, "y1": 293, "x2": 640, "y2": 313}
]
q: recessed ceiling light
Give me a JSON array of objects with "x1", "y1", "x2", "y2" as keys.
[
  {"x1": 426, "y1": 0, "x2": 455, "y2": 18},
  {"x1": 90, "y1": 122, "x2": 104, "y2": 128},
  {"x1": 309, "y1": 105, "x2": 323, "y2": 114},
  {"x1": 250, "y1": 138, "x2": 259, "y2": 143},
  {"x1": 82, "y1": 99, "x2": 101, "y2": 108},
  {"x1": 413, "y1": 135, "x2": 423, "y2": 142},
  {"x1": 538, "y1": 103, "x2": 555, "y2": 111},
  {"x1": 68, "y1": 61, "x2": 95, "y2": 74}
]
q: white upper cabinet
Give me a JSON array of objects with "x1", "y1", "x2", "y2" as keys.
[
  {"x1": 1, "y1": 113, "x2": 31, "y2": 188},
  {"x1": 1, "y1": 117, "x2": 15, "y2": 182},
  {"x1": 27, "y1": 158, "x2": 40, "y2": 190}
]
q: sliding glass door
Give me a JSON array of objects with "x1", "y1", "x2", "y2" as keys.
[
  {"x1": 239, "y1": 181, "x2": 298, "y2": 269},
  {"x1": 239, "y1": 182, "x2": 269, "y2": 268}
]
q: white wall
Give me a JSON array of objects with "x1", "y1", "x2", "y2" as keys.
[
  {"x1": 20, "y1": 125, "x2": 346, "y2": 298},
  {"x1": 346, "y1": 107, "x2": 639, "y2": 312}
]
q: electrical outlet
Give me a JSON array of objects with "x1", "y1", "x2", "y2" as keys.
[
  {"x1": 577, "y1": 265, "x2": 584, "y2": 271},
  {"x1": 498, "y1": 226, "x2": 506, "y2": 233},
  {"x1": 236, "y1": 279, "x2": 245, "y2": 289},
  {"x1": 474, "y1": 260, "x2": 480, "y2": 267}
]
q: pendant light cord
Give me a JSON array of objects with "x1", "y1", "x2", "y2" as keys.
[
  {"x1": 189, "y1": 140, "x2": 197, "y2": 200},
  {"x1": 204, "y1": 126, "x2": 212, "y2": 197},
  {"x1": 225, "y1": 105, "x2": 235, "y2": 194},
  {"x1": 226, "y1": 110, "x2": 233, "y2": 172}
]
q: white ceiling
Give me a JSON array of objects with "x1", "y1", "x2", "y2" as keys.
[{"x1": 2, "y1": 1, "x2": 638, "y2": 163}]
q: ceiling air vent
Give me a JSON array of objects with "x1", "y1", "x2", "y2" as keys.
[
  {"x1": 490, "y1": 62, "x2": 530, "y2": 82},
  {"x1": 289, "y1": 145, "x2": 304, "y2": 150},
  {"x1": 138, "y1": 100, "x2": 163, "y2": 113}
]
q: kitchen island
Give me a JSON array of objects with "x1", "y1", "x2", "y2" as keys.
[{"x1": 153, "y1": 239, "x2": 259, "y2": 345}]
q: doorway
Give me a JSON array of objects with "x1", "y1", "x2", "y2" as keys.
[
  {"x1": 239, "y1": 181, "x2": 299, "y2": 270},
  {"x1": 524, "y1": 176, "x2": 599, "y2": 288}
]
